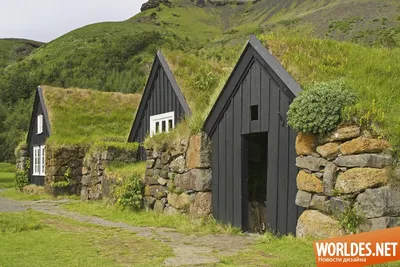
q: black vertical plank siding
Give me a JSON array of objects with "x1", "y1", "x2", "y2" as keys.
[
  {"x1": 225, "y1": 102, "x2": 234, "y2": 224},
  {"x1": 212, "y1": 132, "x2": 219, "y2": 219},
  {"x1": 277, "y1": 92, "x2": 289, "y2": 235},
  {"x1": 233, "y1": 86, "x2": 243, "y2": 228},
  {"x1": 242, "y1": 73, "x2": 251, "y2": 135},
  {"x1": 266, "y1": 79, "x2": 280, "y2": 232},
  {"x1": 250, "y1": 62, "x2": 261, "y2": 133},
  {"x1": 260, "y1": 68, "x2": 270, "y2": 132},
  {"x1": 218, "y1": 119, "x2": 226, "y2": 222}
]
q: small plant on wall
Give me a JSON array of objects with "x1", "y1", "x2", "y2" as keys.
[
  {"x1": 287, "y1": 80, "x2": 357, "y2": 135},
  {"x1": 15, "y1": 158, "x2": 29, "y2": 191},
  {"x1": 114, "y1": 173, "x2": 144, "y2": 210}
]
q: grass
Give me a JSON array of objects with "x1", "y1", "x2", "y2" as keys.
[
  {"x1": 0, "y1": 172, "x2": 14, "y2": 189},
  {"x1": 42, "y1": 86, "x2": 141, "y2": 146},
  {"x1": 0, "y1": 162, "x2": 15, "y2": 172},
  {"x1": 0, "y1": 188, "x2": 79, "y2": 201},
  {"x1": 105, "y1": 161, "x2": 146, "y2": 180},
  {"x1": 63, "y1": 201, "x2": 241, "y2": 235},
  {"x1": 0, "y1": 210, "x2": 172, "y2": 267}
]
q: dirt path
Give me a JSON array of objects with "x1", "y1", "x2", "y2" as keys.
[{"x1": 0, "y1": 195, "x2": 257, "y2": 266}]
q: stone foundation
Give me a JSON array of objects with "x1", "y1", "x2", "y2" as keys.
[
  {"x1": 81, "y1": 148, "x2": 137, "y2": 200},
  {"x1": 143, "y1": 133, "x2": 212, "y2": 216},
  {"x1": 295, "y1": 125, "x2": 399, "y2": 238}
]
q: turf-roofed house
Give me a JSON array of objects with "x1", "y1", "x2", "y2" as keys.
[
  {"x1": 128, "y1": 51, "x2": 191, "y2": 160},
  {"x1": 25, "y1": 86, "x2": 141, "y2": 197},
  {"x1": 138, "y1": 36, "x2": 304, "y2": 235}
]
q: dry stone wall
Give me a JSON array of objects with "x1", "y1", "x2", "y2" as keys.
[
  {"x1": 143, "y1": 133, "x2": 212, "y2": 217},
  {"x1": 295, "y1": 125, "x2": 400, "y2": 238}
]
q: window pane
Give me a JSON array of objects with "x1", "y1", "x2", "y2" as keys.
[
  {"x1": 162, "y1": 120, "x2": 166, "y2": 132},
  {"x1": 168, "y1": 119, "x2": 173, "y2": 131},
  {"x1": 156, "y1": 122, "x2": 160, "y2": 133}
]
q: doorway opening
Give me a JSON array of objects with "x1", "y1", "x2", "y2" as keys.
[{"x1": 242, "y1": 132, "x2": 268, "y2": 233}]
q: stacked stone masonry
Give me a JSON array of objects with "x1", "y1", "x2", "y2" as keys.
[
  {"x1": 143, "y1": 133, "x2": 212, "y2": 217},
  {"x1": 295, "y1": 125, "x2": 400, "y2": 238}
]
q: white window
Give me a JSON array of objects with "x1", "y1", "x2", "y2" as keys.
[
  {"x1": 150, "y1": 111, "x2": 175, "y2": 136},
  {"x1": 40, "y1": 145, "x2": 46, "y2": 176},
  {"x1": 32, "y1": 145, "x2": 45, "y2": 176},
  {"x1": 33, "y1": 146, "x2": 40, "y2": 175},
  {"x1": 37, "y1": 114, "x2": 43, "y2": 134}
]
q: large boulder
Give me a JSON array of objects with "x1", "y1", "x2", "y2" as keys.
[
  {"x1": 296, "y1": 156, "x2": 329, "y2": 172},
  {"x1": 186, "y1": 133, "x2": 211, "y2": 169},
  {"x1": 335, "y1": 168, "x2": 388, "y2": 194},
  {"x1": 340, "y1": 137, "x2": 390, "y2": 155},
  {"x1": 297, "y1": 210, "x2": 344, "y2": 239},
  {"x1": 141, "y1": 0, "x2": 171, "y2": 12},
  {"x1": 296, "y1": 171, "x2": 323, "y2": 193},
  {"x1": 167, "y1": 193, "x2": 194, "y2": 210},
  {"x1": 320, "y1": 125, "x2": 361, "y2": 143},
  {"x1": 190, "y1": 192, "x2": 212, "y2": 216},
  {"x1": 295, "y1": 133, "x2": 316, "y2": 156},
  {"x1": 174, "y1": 169, "x2": 211, "y2": 191},
  {"x1": 355, "y1": 187, "x2": 400, "y2": 218},
  {"x1": 295, "y1": 190, "x2": 312, "y2": 208},
  {"x1": 334, "y1": 154, "x2": 392, "y2": 168},
  {"x1": 316, "y1": 142, "x2": 340, "y2": 159}
]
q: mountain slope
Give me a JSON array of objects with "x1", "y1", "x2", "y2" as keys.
[
  {"x1": 1, "y1": 0, "x2": 400, "y2": 161},
  {"x1": 0, "y1": 38, "x2": 43, "y2": 69}
]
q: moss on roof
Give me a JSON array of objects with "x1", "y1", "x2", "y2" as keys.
[{"x1": 41, "y1": 86, "x2": 141, "y2": 146}]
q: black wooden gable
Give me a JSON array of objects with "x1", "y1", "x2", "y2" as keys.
[
  {"x1": 27, "y1": 86, "x2": 51, "y2": 145},
  {"x1": 128, "y1": 51, "x2": 191, "y2": 159},
  {"x1": 203, "y1": 35, "x2": 302, "y2": 135}
]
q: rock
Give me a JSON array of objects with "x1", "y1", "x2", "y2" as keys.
[
  {"x1": 296, "y1": 171, "x2": 323, "y2": 193},
  {"x1": 190, "y1": 192, "x2": 212, "y2": 216},
  {"x1": 314, "y1": 172, "x2": 324, "y2": 179},
  {"x1": 161, "y1": 152, "x2": 172, "y2": 165},
  {"x1": 158, "y1": 177, "x2": 168, "y2": 186},
  {"x1": 146, "y1": 159, "x2": 155, "y2": 169},
  {"x1": 143, "y1": 196, "x2": 156, "y2": 209},
  {"x1": 144, "y1": 175, "x2": 159, "y2": 185},
  {"x1": 154, "y1": 198, "x2": 167, "y2": 212},
  {"x1": 144, "y1": 185, "x2": 168, "y2": 199},
  {"x1": 316, "y1": 142, "x2": 340, "y2": 159},
  {"x1": 141, "y1": 0, "x2": 171, "y2": 12},
  {"x1": 334, "y1": 154, "x2": 392, "y2": 168},
  {"x1": 167, "y1": 193, "x2": 194, "y2": 210},
  {"x1": 328, "y1": 196, "x2": 351, "y2": 218},
  {"x1": 186, "y1": 133, "x2": 211, "y2": 169},
  {"x1": 335, "y1": 168, "x2": 388, "y2": 194},
  {"x1": 355, "y1": 187, "x2": 400, "y2": 218},
  {"x1": 81, "y1": 175, "x2": 90, "y2": 186},
  {"x1": 174, "y1": 169, "x2": 212, "y2": 191},
  {"x1": 296, "y1": 156, "x2": 329, "y2": 172},
  {"x1": 323, "y1": 163, "x2": 338, "y2": 196},
  {"x1": 164, "y1": 205, "x2": 179, "y2": 215},
  {"x1": 295, "y1": 132, "x2": 316, "y2": 156},
  {"x1": 169, "y1": 156, "x2": 186, "y2": 173},
  {"x1": 167, "y1": 172, "x2": 176, "y2": 180},
  {"x1": 82, "y1": 167, "x2": 88, "y2": 175},
  {"x1": 321, "y1": 125, "x2": 361, "y2": 143},
  {"x1": 154, "y1": 158, "x2": 163, "y2": 169},
  {"x1": 296, "y1": 210, "x2": 344, "y2": 239},
  {"x1": 359, "y1": 217, "x2": 400, "y2": 233},
  {"x1": 295, "y1": 190, "x2": 312, "y2": 208},
  {"x1": 310, "y1": 195, "x2": 329, "y2": 212},
  {"x1": 340, "y1": 137, "x2": 390, "y2": 155}
]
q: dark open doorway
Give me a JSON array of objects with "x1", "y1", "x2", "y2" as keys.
[{"x1": 242, "y1": 132, "x2": 268, "y2": 233}]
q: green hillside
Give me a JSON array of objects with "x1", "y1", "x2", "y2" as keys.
[
  {"x1": 1, "y1": 0, "x2": 400, "y2": 161},
  {"x1": 0, "y1": 38, "x2": 42, "y2": 69}
]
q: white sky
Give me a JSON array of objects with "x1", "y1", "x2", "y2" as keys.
[{"x1": 0, "y1": 0, "x2": 148, "y2": 42}]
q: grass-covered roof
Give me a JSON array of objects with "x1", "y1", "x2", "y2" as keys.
[{"x1": 41, "y1": 86, "x2": 141, "y2": 146}]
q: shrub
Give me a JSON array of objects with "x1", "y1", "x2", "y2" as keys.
[
  {"x1": 339, "y1": 206, "x2": 366, "y2": 234},
  {"x1": 15, "y1": 158, "x2": 29, "y2": 191},
  {"x1": 114, "y1": 173, "x2": 144, "y2": 210},
  {"x1": 287, "y1": 81, "x2": 357, "y2": 135}
]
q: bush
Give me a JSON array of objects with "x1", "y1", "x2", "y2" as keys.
[
  {"x1": 114, "y1": 173, "x2": 144, "y2": 210},
  {"x1": 287, "y1": 81, "x2": 356, "y2": 135},
  {"x1": 15, "y1": 158, "x2": 29, "y2": 191}
]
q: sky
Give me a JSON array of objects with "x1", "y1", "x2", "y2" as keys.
[{"x1": 0, "y1": 0, "x2": 148, "y2": 42}]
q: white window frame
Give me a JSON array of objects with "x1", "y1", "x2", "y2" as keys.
[
  {"x1": 40, "y1": 145, "x2": 45, "y2": 176},
  {"x1": 33, "y1": 146, "x2": 40, "y2": 175},
  {"x1": 149, "y1": 111, "x2": 175, "y2": 136},
  {"x1": 37, "y1": 114, "x2": 43, "y2": 134}
]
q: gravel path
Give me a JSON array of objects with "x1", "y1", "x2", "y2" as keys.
[{"x1": 0, "y1": 193, "x2": 257, "y2": 266}]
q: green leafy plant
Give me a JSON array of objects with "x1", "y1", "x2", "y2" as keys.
[
  {"x1": 15, "y1": 158, "x2": 29, "y2": 191},
  {"x1": 339, "y1": 206, "x2": 366, "y2": 234},
  {"x1": 114, "y1": 173, "x2": 144, "y2": 210},
  {"x1": 343, "y1": 99, "x2": 385, "y2": 133},
  {"x1": 287, "y1": 81, "x2": 357, "y2": 135}
]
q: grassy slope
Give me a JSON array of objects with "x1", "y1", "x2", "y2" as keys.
[
  {"x1": 0, "y1": 162, "x2": 14, "y2": 188},
  {"x1": 0, "y1": 39, "x2": 43, "y2": 69},
  {"x1": 0, "y1": 211, "x2": 172, "y2": 267},
  {"x1": 41, "y1": 86, "x2": 141, "y2": 145}
]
